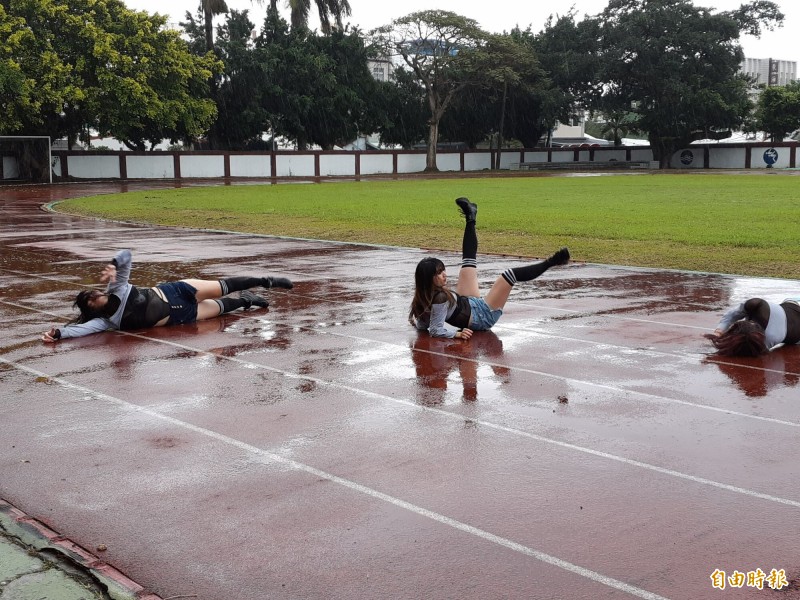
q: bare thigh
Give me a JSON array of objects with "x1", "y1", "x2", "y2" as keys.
[
  {"x1": 182, "y1": 279, "x2": 223, "y2": 301},
  {"x1": 196, "y1": 299, "x2": 222, "y2": 320},
  {"x1": 484, "y1": 276, "x2": 513, "y2": 311},
  {"x1": 455, "y1": 267, "x2": 480, "y2": 298}
]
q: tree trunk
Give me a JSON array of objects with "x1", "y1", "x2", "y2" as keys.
[
  {"x1": 204, "y1": 7, "x2": 214, "y2": 53},
  {"x1": 425, "y1": 119, "x2": 439, "y2": 172},
  {"x1": 496, "y1": 81, "x2": 507, "y2": 170},
  {"x1": 649, "y1": 136, "x2": 672, "y2": 169}
]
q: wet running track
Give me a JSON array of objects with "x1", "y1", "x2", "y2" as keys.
[{"x1": 1, "y1": 182, "x2": 799, "y2": 600}]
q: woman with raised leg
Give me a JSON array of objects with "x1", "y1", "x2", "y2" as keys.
[{"x1": 409, "y1": 197, "x2": 569, "y2": 339}]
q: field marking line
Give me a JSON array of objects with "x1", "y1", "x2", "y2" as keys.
[
  {"x1": 1, "y1": 356, "x2": 669, "y2": 600},
  {"x1": 2, "y1": 297, "x2": 799, "y2": 429},
  {"x1": 3, "y1": 312, "x2": 800, "y2": 509}
]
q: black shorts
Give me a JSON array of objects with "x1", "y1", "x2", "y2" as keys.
[{"x1": 157, "y1": 281, "x2": 198, "y2": 325}]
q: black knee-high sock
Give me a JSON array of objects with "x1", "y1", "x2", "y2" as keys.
[
  {"x1": 501, "y1": 248, "x2": 569, "y2": 286},
  {"x1": 461, "y1": 221, "x2": 478, "y2": 270},
  {"x1": 219, "y1": 276, "x2": 267, "y2": 294},
  {"x1": 215, "y1": 297, "x2": 249, "y2": 314},
  {"x1": 501, "y1": 261, "x2": 550, "y2": 285}
]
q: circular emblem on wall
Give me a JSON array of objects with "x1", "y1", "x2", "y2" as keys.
[
  {"x1": 679, "y1": 150, "x2": 694, "y2": 165},
  {"x1": 763, "y1": 148, "x2": 778, "y2": 165}
]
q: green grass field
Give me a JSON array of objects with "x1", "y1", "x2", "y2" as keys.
[{"x1": 56, "y1": 173, "x2": 800, "y2": 278}]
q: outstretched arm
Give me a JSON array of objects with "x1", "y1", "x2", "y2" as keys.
[{"x1": 42, "y1": 317, "x2": 114, "y2": 342}]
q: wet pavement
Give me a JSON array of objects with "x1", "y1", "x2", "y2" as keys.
[{"x1": 1, "y1": 181, "x2": 800, "y2": 600}]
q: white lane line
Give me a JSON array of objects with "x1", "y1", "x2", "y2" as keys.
[
  {"x1": 4, "y1": 321, "x2": 799, "y2": 510},
  {"x1": 3, "y1": 297, "x2": 800, "y2": 431},
  {"x1": 0, "y1": 357, "x2": 667, "y2": 600},
  {"x1": 0, "y1": 266, "x2": 717, "y2": 332}
]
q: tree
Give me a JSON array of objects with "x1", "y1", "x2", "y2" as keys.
[
  {"x1": 202, "y1": 0, "x2": 229, "y2": 53},
  {"x1": 480, "y1": 33, "x2": 556, "y2": 163},
  {"x1": 0, "y1": 3, "x2": 78, "y2": 136},
  {"x1": 248, "y1": 8, "x2": 379, "y2": 150},
  {"x1": 752, "y1": 81, "x2": 800, "y2": 142},
  {"x1": 582, "y1": 0, "x2": 783, "y2": 167},
  {"x1": 528, "y1": 14, "x2": 603, "y2": 147},
  {"x1": 184, "y1": 9, "x2": 269, "y2": 149},
  {"x1": 2, "y1": 0, "x2": 220, "y2": 148},
  {"x1": 372, "y1": 68, "x2": 428, "y2": 149},
  {"x1": 301, "y1": 29, "x2": 382, "y2": 149},
  {"x1": 371, "y1": 10, "x2": 488, "y2": 171},
  {"x1": 286, "y1": 0, "x2": 351, "y2": 33},
  {"x1": 599, "y1": 110, "x2": 638, "y2": 146}
]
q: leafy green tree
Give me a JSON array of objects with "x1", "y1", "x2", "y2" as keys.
[
  {"x1": 372, "y1": 68, "x2": 428, "y2": 149},
  {"x1": 438, "y1": 85, "x2": 496, "y2": 149},
  {"x1": 190, "y1": 10, "x2": 270, "y2": 149},
  {"x1": 371, "y1": 10, "x2": 489, "y2": 171},
  {"x1": 2, "y1": 0, "x2": 220, "y2": 149},
  {"x1": 0, "y1": 3, "x2": 79, "y2": 136},
  {"x1": 252, "y1": 8, "x2": 379, "y2": 150},
  {"x1": 582, "y1": 0, "x2": 783, "y2": 167},
  {"x1": 480, "y1": 33, "x2": 557, "y2": 162},
  {"x1": 752, "y1": 81, "x2": 800, "y2": 142},
  {"x1": 525, "y1": 15, "x2": 602, "y2": 146},
  {"x1": 303, "y1": 29, "x2": 382, "y2": 149},
  {"x1": 596, "y1": 105, "x2": 639, "y2": 146},
  {"x1": 438, "y1": 28, "x2": 569, "y2": 152}
]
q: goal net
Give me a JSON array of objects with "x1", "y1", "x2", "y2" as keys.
[{"x1": 0, "y1": 136, "x2": 53, "y2": 184}]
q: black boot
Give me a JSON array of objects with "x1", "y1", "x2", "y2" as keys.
[
  {"x1": 240, "y1": 290, "x2": 269, "y2": 309},
  {"x1": 455, "y1": 197, "x2": 478, "y2": 223},
  {"x1": 549, "y1": 247, "x2": 570, "y2": 266},
  {"x1": 264, "y1": 277, "x2": 293, "y2": 290}
]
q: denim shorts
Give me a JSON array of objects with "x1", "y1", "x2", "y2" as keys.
[
  {"x1": 157, "y1": 281, "x2": 198, "y2": 325},
  {"x1": 468, "y1": 297, "x2": 503, "y2": 330}
]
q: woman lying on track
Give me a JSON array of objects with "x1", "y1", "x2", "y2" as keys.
[
  {"x1": 42, "y1": 249, "x2": 293, "y2": 343},
  {"x1": 409, "y1": 197, "x2": 570, "y2": 339},
  {"x1": 707, "y1": 297, "x2": 800, "y2": 356}
]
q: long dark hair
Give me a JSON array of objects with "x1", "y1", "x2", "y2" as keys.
[
  {"x1": 409, "y1": 257, "x2": 455, "y2": 324},
  {"x1": 69, "y1": 289, "x2": 108, "y2": 325},
  {"x1": 711, "y1": 320, "x2": 768, "y2": 356}
]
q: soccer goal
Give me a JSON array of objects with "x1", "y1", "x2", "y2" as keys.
[{"x1": 0, "y1": 136, "x2": 53, "y2": 184}]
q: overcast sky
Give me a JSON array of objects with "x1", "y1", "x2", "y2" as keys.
[{"x1": 123, "y1": 0, "x2": 799, "y2": 63}]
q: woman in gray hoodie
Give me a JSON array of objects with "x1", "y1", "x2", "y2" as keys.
[{"x1": 42, "y1": 249, "x2": 293, "y2": 342}]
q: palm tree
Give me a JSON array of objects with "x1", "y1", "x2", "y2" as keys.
[
  {"x1": 287, "y1": 0, "x2": 351, "y2": 33},
  {"x1": 201, "y1": 0, "x2": 230, "y2": 53},
  {"x1": 600, "y1": 109, "x2": 637, "y2": 147}
]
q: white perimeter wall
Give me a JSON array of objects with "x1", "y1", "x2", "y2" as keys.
[
  {"x1": 360, "y1": 154, "x2": 393, "y2": 175},
  {"x1": 630, "y1": 148, "x2": 655, "y2": 162},
  {"x1": 127, "y1": 155, "x2": 174, "y2": 179},
  {"x1": 48, "y1": 145, "x2": 795, "y2": 181},
  {"x1": 397, "y1": 153, "x2": 426, "y2": 173},
  {"x1": 749, "y1": 146, "x2": 791, "y2": 169},
  {"x1": 320, "y1": 154, "x2": 355, "y2": 177},
  {"x1": 522, "y1": 151, "x2": 549, "y2": 163},
  {"x1": 68, "y1": 155, "x2": 120, "y2": 178},
  {"x1": 594, "y1": 149, "x2": 629, "y2": 161},
  {"x1": 230, "y1": 155, "x2": 270, "y2": 178},
  {"x1": 709, "y1": 148, "x2": 746, "y2": 169},
  {"x1": 180, "y1": 155, "x2": 225, "y2": 178},
  {"x1": 275, "y1": 154, "x2": 315, "y2": 177},
  {"x1": 670, "y1": 148, "x2": 705, "y2": 169}
]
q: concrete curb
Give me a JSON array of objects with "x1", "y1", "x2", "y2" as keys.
[{"x1": 0, "y1": 498, "x2": 162, "y2": 600}]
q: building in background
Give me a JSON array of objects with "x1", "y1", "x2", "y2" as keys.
[
  {"x1": 367, "y1": 56, "x2": 393, "y2": 82},
  {"x1": 739, "y1": 57, "x2": 797, "y2": 87}
]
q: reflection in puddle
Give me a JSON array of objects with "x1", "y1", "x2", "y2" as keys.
[
  {"x1": 410, "y1": 331, "x2": 510, "y2": 405},
  {"x1": 703, "y1": 346, "x2": 800, "y2": 397}
]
